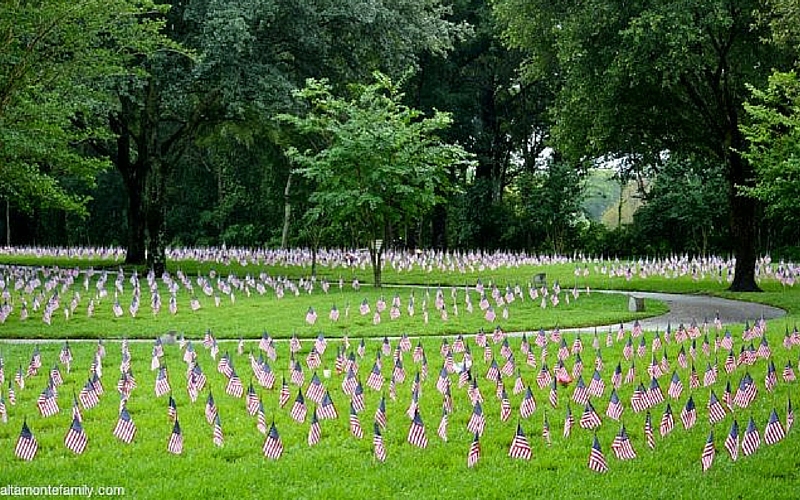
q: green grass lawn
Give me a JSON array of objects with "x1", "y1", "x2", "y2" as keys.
[
  {"x1": 1, "y1": 253, "x2": 799, "y2": 499},
  {"x1": 1, "y1": 328, "x2": 799, "y2": 499}
]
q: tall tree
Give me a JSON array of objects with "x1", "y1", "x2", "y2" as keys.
[
  {"x1": 492, "y1": 0, "x2": 793, "y2": 290},
  {"x1": 0, "y1": 0, "x2": 168, "y2": 236},
  {"x1": 278, "y1": 74, "x2": 475, "y2": 287}
]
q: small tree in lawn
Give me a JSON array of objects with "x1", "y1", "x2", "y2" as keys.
[{"x1": 278, "y1": 73, "x2": 474, "y2": 287}]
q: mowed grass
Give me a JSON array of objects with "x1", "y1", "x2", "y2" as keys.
[
  {"x1": 0, "y1": 278, "x2": 667, "y2": 340},
  {"x1": 1, "y1": 326, "x2": 800, "y2": 499}
]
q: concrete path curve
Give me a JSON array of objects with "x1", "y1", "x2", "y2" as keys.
[{"x1": 585, "y1": 290, "x2": 787, "y2": 333}]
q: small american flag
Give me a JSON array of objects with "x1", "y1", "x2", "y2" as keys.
[
  {"x1": 701, "y1": 430, "x2": 715, "y2": 472},
  {"x1": 572, "y1": 376, "x2": 588, "y2": 405},
  {"x1": 290, "y1": 389, "x2": 307, "y2": 423},
  {"x1": 167, "y1": 419, "x2": 183, "y2": 455},
  {"x1": 579, "y1": 401, "x2": 602, "y2": 430},
  {"x1": 37, "y1": 384, "x2": 59, "y2": 417},
  {"x1": 680, "y1": 396, "x2": 697, "y2": 429},
  {"x1": 407, "y1": 409, "x2": 428, "y2": 448},
  {"x1": 660, "y1": 404, "x2": 675, "y2": 437},
  {"x1": 64, "y1": 415, "x2": 88, "y2": 454},
  {"x1": 707, "y1": 390, "x2": 726, "y2": 425},
  {"x1": 500, "y1": 389, "x2": 512, "y2": 422},
  {"x1": 226, "y1": 371, "x2": 244, "y2": 398},
  {"x1": 246, "y1": 384, "x2": 260, "y2": 416},
  {"x1": 375, "y1": 396, "x2": 387, "y2": 429},
  {"x1": 168, "y1": 395, "x2": 177, "y2": 421},
  {"x1": 741, "y1": 417, "x2": 760, "y2": 457},
  {"x1": 155, "y1": 367, "x2": 170, "y2": 397},
  {"x1": 263, "y1": 422, "x2": 284, "y2": 460},
  {"x1": 467, "y1": 432, "x2": 480, "y2": 468},
  {"x1": 508, "y1": 422, "x2": 532, "y2": 460},
  {"x1": 318, "y1": 391, "x2": 338, "y2": 420},
  {"x1": 588, "y1": 370, "x2": 605, "y2": 398},
  {"x1": 278, "y1": 377, "x2": 291, "y2": 408},
  {"x1": 611, "y1": 425, "x2": 637, "y2": 460},
  {"x1": 213, "y1": 413, "x2": 224, "y2": 447},
  {"x1": 606, "y1": 389, "x2": 623, "y2": 421},
  {"x1": 644, "y1": 411, "x2": 655, "y2": 449},
  {"x1": 520, "y1": 386, "x2": 536, "y2": 419},
  {"x1": 588, "y1": 435, "x2": 608, "y2": 473},
  {"x1": 765, "y1": 361, "x2": 778, "y2": 393},
  {"x1": 725, "y1": 419, "x2": 739, "y2": 461},
  {"x1": 308, "y1": 408, "x2": 321, "y2": 446},
  {"x1": 349, "y1": 402, "x2": 364, "y2": 439},
  {"x1": 113, "y1": 406, "x2": 136, "y2": 444},
  {"x1": 788, "y1": 397, "x2": 794, "y2": 432},
  {"x1": 564, "y1": 404, "x2": 575, "y2": 438},
  {"x1": 205, "y1": 392, "x2": 218, "y2": 424},
  {"x1": 15, "y1": 420, "x2": 38, "y2": 461},
  {"x1": 467, "y1": 401, "x2": 486, "y2": 436},
  {"x1": 668, "y1": 371, "x2": 683, "y2": 400},
  {"x1": 0, "y1": 394, "x2": 6, "y2": 423},
  {"x1": 373, "y1": 423, "x2": 387, "y2": 462},
  {"x1": 764, "y1": 408, "x2": 786, "y2": 445}
]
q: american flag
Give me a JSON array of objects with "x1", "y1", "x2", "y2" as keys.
[
  {"x1": 257, "y1": 401, "x2": 267, "y2": 434},
  {"x1": 0, "y1": 394, "x2": 6, "y2": 423},
  {"x1": 757, "y1": 336, "x2": 771, "y2": 359},
  {"x1": 113, "y1": 406, "x2": 136, "y2": 444},
  {"x1": 788, "y1": 397, "x2": 794, "y2": 432},
  {"x1": 352, "y1": 380, "x2": 365, "y2": 413},
  {"x1": 765, "y1": 361, "x2": 778, "y2": 393},
  {"x1": 49, "y1": 365, "x2": 63, "y2": 388},
  {"x1": 500, "y1": 389, "x2": 512, "y2": 422},
  {"x1": 257, "y1": 360, "x2": 275, "y2": 389},
  {"x1": 393, "y1": 359, "x2": 406, "y2": 384},
  {"x1": 724, "y1": 350, "x2": 737, "y2": 374},
  {"x1": 668, "y1": 371, "x2": 683, "y2": 400},
  {"x1": 520, "y1": 386, "x2": 536, "y2": 419},
  {"x1": 307, "y1": 372, "x2": 326, "y2": 403},
  {"x1": 734, "y1": 372, "x2": 757, "y2": 408},
  {"x1": 167, "y1": 419, "x2": 183, "y2": 455},
  {"x1": 588, "y1": 435, "x2": 609, "y2": 473},
  {"x1": 707, "y1": 390, "x2": 726, "y2": 425},
  {"x1": 783, "y1": 361, "x2": 796, "y2": 382},
  {"x1": 15, "y1": 420, "x2": 38, "y2": 461},
  {"x1": 611, "y1": 363, "x2": 622, "y2": 389},
  {"x1": 630, "y1": 383, "x2": 646, "y2": 413},
  {"x1": 579, "y1": 401, "x2": 602, "y2": 430},
  {"x1": 59, "y1": 342, "x2": 73, "y2": 371},
  {"x1": 467, "y1": 432, "x2": 481, "y2": 468},
  {"x1": 15, "y1": 366, "x2": 25, "y2": 389},
  {"x1": 689, "y1": 364, "x2": 700, "y2": 390},
  {"x1": 226, "y1": 370, "x2": 244, "y2": 398},
  {"x1": 701, "y1": 430, "x2": 715, "y2": 472},
  {"x1": 722, "y1": 380, "x2": 733, "y2": 411},
  {"x1": 660, "y1": 404, "x2": 675, "y2": 437},
  {"x1": 213, "y1": 413, "x2": 224, "y2": 447},
  {"x1": 509, "y1": 422, "x2": 532, "y2": 460},
  {"x1": 246, "y1": 384, "x2": 260, "y2": 415},
  {"x1": 64, "y1": 416, "x2": 87, "y2": 455},
  {"x1": 154, "y1": 367, "x2": 170, "y2": 397},
  {"x1": 703, "y1": 362, "x2": 717, "y2": 387},
  {"x1": 187, "y1": 364, "x2": 207, "y2": 402},
  {"x1": 318, "y1": 391, "x2": 338, "y2": 420},
  {"x1": 623, "y1": 337, "x2": 633, "y2": 360},
  {"x1": 375, "y1": 396, "x2": 387, "y2": 429},
  {"x1": 37, "y1": 384, "x2": 59, "y2": 417},
  {"x1": 764, "y1": 408, "x2": 786, "y2": 445},
  {"x1": 536, "y1": 364, "x2": 553, "y2": 389},
  {"x1": 78, "y1": 379, "x2": 99, "y2": 409},
  {"x1": 680, "y1": 396, "x2": 697, "y2": 429},
  {"x1": 611, "y1": 425, "x2": 637, "y2": 460},
  {"x1": 625, "y1": 362, "x2": 636, "y2": 385},
  {"x1": 407, "y1": 408, "x2": 429, "y2": 449},
  {"x1": 467, "y1": 401, "x2": 486, "y2": 436},
  {"x1": 647, "y1": 377, "x2": 664, "y2": 407},
  {"x1": 168, "y1": 395, "x2": 177, "y2": 421},
  {"x1": 564, "y1": 404, "x2": 575, "y2": 438},
  {"x1": 373, "y1": 423, "x2": 387, "y2": 462},
  {"x1": 290, "y1": 361, "x2": 305, "y2": 387},
  {"x1": 205, "y1": 392, "x2": 218, "y2": 424},
  {"x1": 725, "y1": 419, "x2": 740, "y2": 461},
  {"x1": 217, "y1": 352, "x2": 232, "y2": 377},
  {"x1": 412, "y1": 341, "x2": 424, "y2": 363},
  {"x1": 71, "y1": 395, "x2": 82, "y2": 423},
  {"x1": 27, "y1": 346, "x2": 42, "y2": 377},
  {"x1": 468, "y1": 378, "x2": 483, "y2": 405},
  {"x1": 263, "y1": 421, "x2": 284, "y2": 460},
  {"x1": 542, "y1": 413, "x2": 552, "y2": 445},
  {"x1": 742, "y1": 416, "x2": 761, "y2": 457},
  {"x1": 291, "y1": 389, "x2": 308, "y2": 423},
  {"x1": 644, "y1": 411, "x2": 655, "y2": 449},
  {"x1": 349, "y1": 402, "x2": 364, "y2": 439},
  {"x1": 278, "y1": 377, "x2": 291, "y2": 408},
  {"x1": 588, "y1": 370, "x2": 605, "y2": 397},
  {"x1": 606, "y1": 389, "x2": 623, "y2": 421},
  {"x1": 306, "y1": 347, "x2": 321, "y2": 370},
  {"x1": 308, "y1": 407, "x2": 321, "y2": 446},
  {"x1": 436, "y1": 406, "x2": 449, "y2": 441},
  {"x1": 548, "y1": 379, "x2": 559, "y2": 408},
  {"x1": 572, "y1": 376, "x2": 589, "y2": 405}
]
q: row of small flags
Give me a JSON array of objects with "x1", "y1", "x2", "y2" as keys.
[{"x1": 1, "y1": 317, "x2": 795, "y2": 466}]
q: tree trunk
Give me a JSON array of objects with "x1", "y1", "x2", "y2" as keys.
[
  {"x1": 281, "y1": 171, "x2": 292, "y2": 248},
  {"x1": 370, "y1": 247, "x2": 382, "y2": 288},
  {"x1": 431, "y1": 202, "x2": 447, "y2": 250},
  {"x1": 5, "y1": 199, "x2": 9, "y2": 246},
  {"x1": 115, "y1": 117, "x2": 147, "y2": 266},
  {"x1": 727, "y1": 135, "x2": 761, "y2": 292}
]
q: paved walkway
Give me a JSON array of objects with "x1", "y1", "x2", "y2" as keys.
[{"x1": 584, "y1": 290, "x2": 787, "y2": 333}]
